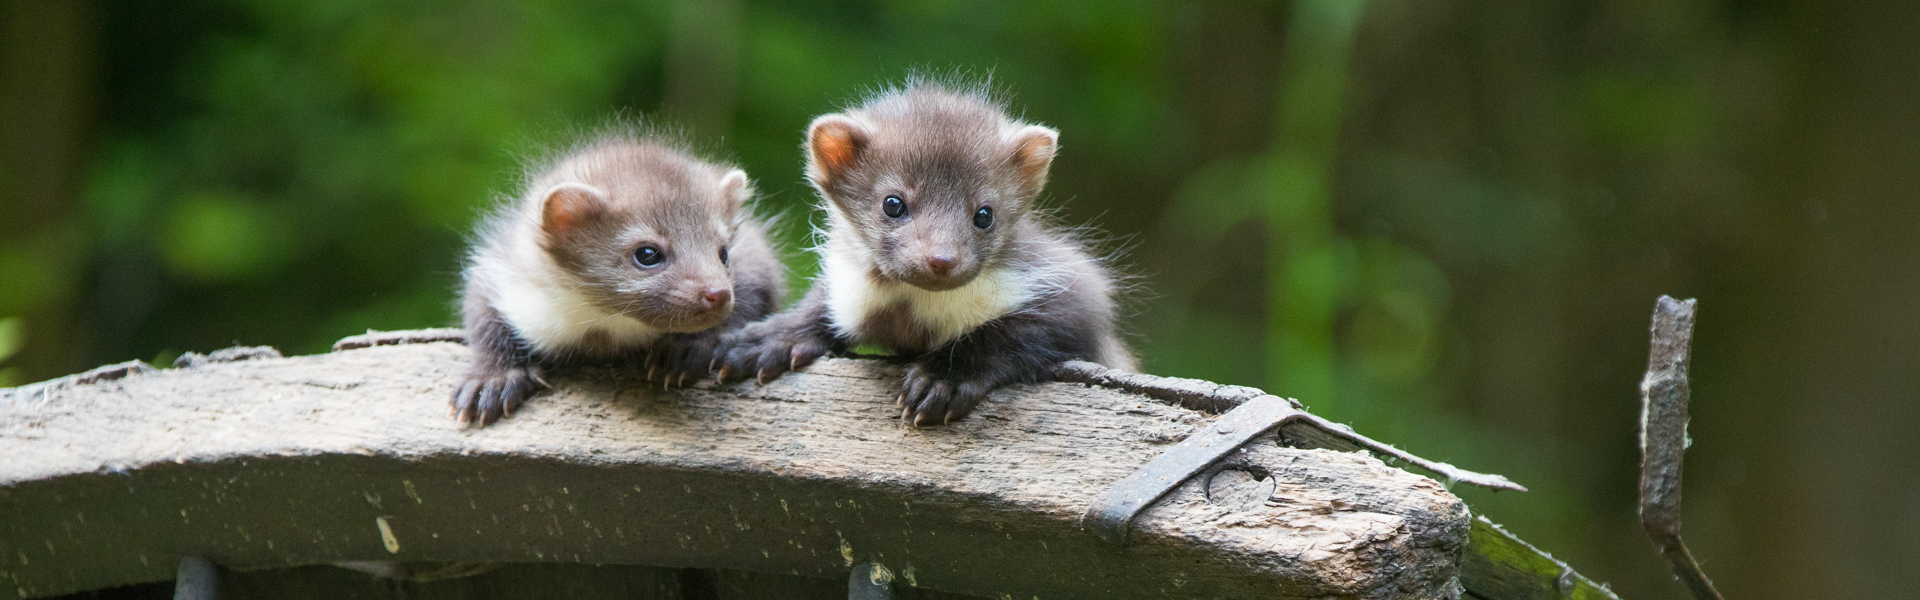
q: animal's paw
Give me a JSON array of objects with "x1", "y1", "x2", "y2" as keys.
[
  {"x1": 715, "y1": 321, "x2": 832, "y2": 384},
  {"x1": 645, "y1": 333, "x2": 723, "y2": 389},
  {"x1": 449, "y1": 365, "x2": 547, "y2": 428},
  {"x1": 897, "y1": 363, "x2": 994, "y2": 427}
]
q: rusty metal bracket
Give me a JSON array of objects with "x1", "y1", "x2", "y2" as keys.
[
  {"x1": 1082, "y1": 395, "x2": 1303, "y2": 545},
  {"x1": 1081, "y1": 389, "x2": 1528, "y2": 546}
]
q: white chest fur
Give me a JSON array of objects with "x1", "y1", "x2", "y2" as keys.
[
  {"x1": 480, "y1": 251, "x2": 661, "y2": 357},
  {"x1": 819, "y1": 238, "x2": 1041, "y2": 349}
]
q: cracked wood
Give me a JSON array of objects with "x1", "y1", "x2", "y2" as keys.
[{"x1": 1, "y1": 342, "x2": 1473, "y2": 599}]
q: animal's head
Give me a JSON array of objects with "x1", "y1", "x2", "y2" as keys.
[
  {"x1": 805, "y1": 83, "x2": 1058, "y2": 291},
  {"x1": 538, "y1": 141, "x2": 749, "y2": 332}
]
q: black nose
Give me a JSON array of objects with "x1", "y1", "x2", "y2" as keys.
[
  {"x1": 701, "y1": 288, "x2": 731, "y2": 308},
  {"x1": 926, "y1": 255, "x2": 957, "y2": 276}
]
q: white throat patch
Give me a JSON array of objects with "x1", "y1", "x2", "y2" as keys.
[
  {"x1": 481, "y1": 233, "x2": 661, "y2": 356},
  {"x1": 818, "y1": 235, "x2": 1040, "y2": 349}
]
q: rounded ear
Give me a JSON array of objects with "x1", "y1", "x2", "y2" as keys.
[
  {"x1": 1007, "y1": 125, "x2": 1060, "y2": 196},
  {"x1": 717, "y1": 169, "x2": 752, "y2": 213},
  {"x1": 540, "y1": 182, "x2": 609, "y2": 239},
  {"x1": 805, "y1": 114, "x2": 870, "y2": 189}
]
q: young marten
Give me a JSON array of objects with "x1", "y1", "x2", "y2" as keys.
[
  {"x1": 453, "y1": 132, "x2": 786, "y2": 427},
  {"x1": 716, "y1": 81, "x2": 1134, "y2": 426}
]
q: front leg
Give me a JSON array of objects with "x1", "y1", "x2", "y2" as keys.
[
  {"x1": 717, "y1": 284, "x2": 843, "y2": 384},
  {"x1": 452, "y1": 296, "x2": 548, "y2": 427},
  {"x1": 646, "y1": 239, "x2": 790, "y2": 388},
  {"x1": 644, "y1": 330, "x2": 726, "y2": 389},
  {"x1": 900, "y1": 307, "x2": 1096, "y2": 426}
]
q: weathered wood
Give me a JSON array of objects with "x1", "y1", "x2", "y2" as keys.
[
  {"x1": 330, "y1": 328, "x2": 467, "y2": 352},
  {"x1": 1053, "y1": 360, "x2": 1272, "y2": 413},
  {"x1": 1638, "y1": 296, "x2": 1724, "y2": 600},
  {"x1": 1, "y1": 342, "x2": 1472, "y2": 599},
  {"x1": 173, "y1": 346, "x2": 283, "y2": 370}
]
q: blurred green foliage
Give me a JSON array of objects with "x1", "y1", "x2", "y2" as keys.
[
  {"x1": 0, "y1": 318, "x2": 21, "y2": 387},
  {"x1": 5, "y1": 0, "x2": 1918, "y2": 598}
]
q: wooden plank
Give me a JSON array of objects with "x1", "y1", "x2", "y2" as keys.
[{"x1": 0, "y1": 343, "x2": 1470, "y2": 599}]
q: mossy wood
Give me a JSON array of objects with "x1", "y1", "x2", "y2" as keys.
[{"x1": 1, "y1": 332, "x2": 1613, "y2": 599}]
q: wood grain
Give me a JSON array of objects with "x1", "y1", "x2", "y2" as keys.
[{"x1": 2, "y1": 342, "x2": 1470, "y2": 599}]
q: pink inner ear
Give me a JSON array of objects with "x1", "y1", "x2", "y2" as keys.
[
  {"x1": 541, "y1": 184, "x2": 605, "y2": 236},
  {"x1": 719, "y1": 170, "x2": 751, "y2": 212},
  {"x1": 809, "y1": 117, "x2": 868, "y2": 182},
  {"x1": 1011, "y1": 127, "x2": 1059, "y2": 187}
]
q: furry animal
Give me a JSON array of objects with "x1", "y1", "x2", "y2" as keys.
[
  {"x1": 454, "y1": 133, "x2": 785, "y2": 426},
  {"x1": 717, "y1": 81, "x2": 1133, "y2": 425}
]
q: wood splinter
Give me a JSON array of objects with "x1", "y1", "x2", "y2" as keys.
[{"x1": 1638, "y1": 295, "x2": 1728, "y2": 600}]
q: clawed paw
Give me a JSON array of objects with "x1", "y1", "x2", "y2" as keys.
[
  {"x1": 897, "y1": 363, "x2": 992, "y2": 427},
  {"x1": 449, "y1": 366, "x2": 548, "y2": 428},
  {"x1": 715, "y1": 322, "x2": 831, "y2": 384},
  {"x1": 644, "y1": 333, "x2": 723, "y2": 389}
]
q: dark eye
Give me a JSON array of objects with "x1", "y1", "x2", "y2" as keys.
[
  {"x1": 718, "y1": 246, "x2": 729, "y2": 266},
  {"x1": 882, "y1": 194, "x2": 907, "y2": 219},
  {"x1": 633, "y1": 245, "x2": 665, "y2": 268},
  {"x1": 973, "y1": 206, "x2": 994, "y2": 230}
]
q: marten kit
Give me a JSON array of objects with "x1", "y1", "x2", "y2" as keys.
[
  {"x1": 452, "y1": 132, "x2": 786, "y2": 426},
  {"x1": 452, "y1": 82, "x2": 1129, "y2": 428},
  {"x1": 714, "y1": 81, "x2": 1134, "y2": 425}
]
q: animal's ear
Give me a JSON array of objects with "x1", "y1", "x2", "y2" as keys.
[
  {"x1": 805, "y1": 114, "x2": 870, "y2": 190},
  {"x1": 717, "y1": 169, "x2": 752, "y2": 214},
  {"x1": 1006, "y1": 125, "x2": 1059, "y2": 197},
  {"x1": 540, "y1": 182, "x2": 609, "y2": 239}
]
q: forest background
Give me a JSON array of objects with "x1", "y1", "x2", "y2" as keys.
[{"x1": 4, "y1": 1, "x2": 1916, "y2": 598}]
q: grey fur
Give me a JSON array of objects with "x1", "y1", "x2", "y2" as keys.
[
  {"x1": 455, "y1": 133, "x2": 786, "y2": 427},
  {"x1": 719, "y1": 81, "x2": 1132, "y2": 426}
]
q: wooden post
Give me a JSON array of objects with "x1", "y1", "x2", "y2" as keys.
[{"x1": 1639, "y1": 296, "x2": 1727, "y2": 600}]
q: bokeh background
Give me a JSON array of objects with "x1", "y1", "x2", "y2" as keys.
[{"x1": 4, "y1": 0, "x2": 1915, "y2": 597}]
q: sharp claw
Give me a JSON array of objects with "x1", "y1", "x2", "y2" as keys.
[
  {"x1": 718, "y1": 366, "x2": 733, "y2": 381},
  {"x1": 756, "y1": 369, "x2": 769, "y2": 385},
  {"x1": 944, "y1": 411, "x2": 954, "y2": 426},
  {"x1": 677, "y1": 372, "x2": 690, "y2": 387},
  {"x1": 647, "y1": 363, "x2": 658, "y2": 382},
  {"x1": 531, "y1": 372, "x2": 550, "y2": 388}
]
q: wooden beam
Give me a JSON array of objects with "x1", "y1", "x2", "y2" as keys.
[{"x1": 0, "y1": 335, "x2": 1594, "y2": 599}]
